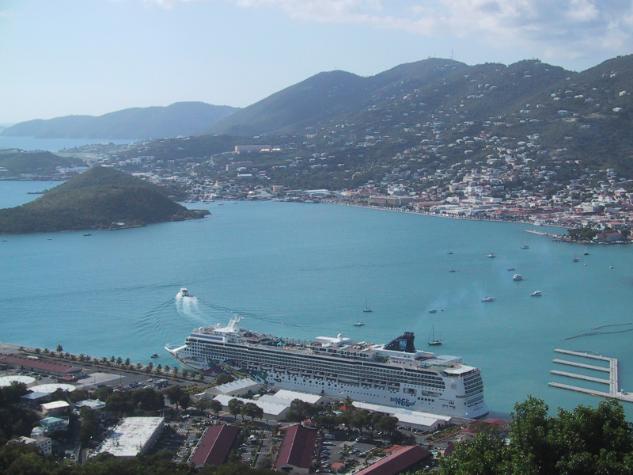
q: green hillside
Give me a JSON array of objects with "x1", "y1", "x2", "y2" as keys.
[
  {"x1": 2, "y1": 102, "x2": 238, "y2": 140},
  {"x1": 0, "y1": 166, "x2": 208, "y2": 233},
  {"x1": 0, "y1": 149, "x2": 84, "y2": 177}
]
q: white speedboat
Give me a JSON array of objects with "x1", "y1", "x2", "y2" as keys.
[
  {"x1": 512, "y1": 274, "x2": 523, "y2": 282},
  {"x1": 353, "y1": 321, "x2": 366, "y2": 327},
  {"x1": 178, "y1": 287, "x2": 192, "y2": 298},
  {"x1": 531, "y1": 290, "x2": 543, "y2": 297},
  {"x1": 481, "y1": 296, "x2": 495, "y2": 303}
]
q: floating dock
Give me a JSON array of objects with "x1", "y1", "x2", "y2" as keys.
[{"x1": 549, "y1": 348, "x2": 633, "y2": 403}]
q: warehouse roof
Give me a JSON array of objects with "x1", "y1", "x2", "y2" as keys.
[
  {"x1": 190, "y1": 424, "x2": 239, "y2": 467},
  {"x1": 275, "y1": 423, "x2": 317, "y2": 470},
  {"x1": 355, "y1": 445, "x2": 429, "y2": 475},
  {"x1": 96, "y1": 417, "x2": 164, "y2": 458}
]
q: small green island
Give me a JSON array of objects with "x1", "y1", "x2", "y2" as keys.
[{"x1": 0, "y1": 166, "x2": 209, "y2": 234}]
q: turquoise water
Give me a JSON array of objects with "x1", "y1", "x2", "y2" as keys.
[
  {"x1": 0, "y1": 136, "x2": 134, "y2": 152},
  {"x1": 1, "y1": 181, "x2": 632, "y2": 417}
]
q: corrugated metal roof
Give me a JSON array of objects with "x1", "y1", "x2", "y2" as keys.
[
  {"x1": 275, "y1": 423, "x2": 317, "y2": 470},
  {"x1": 190, "y1": 424, "x2": 239, "y2": 467},
  {"x1": 355, "y1": 445, "x2": 429, "y2": 475},
  {"x1": 0, "y1": 355, "x2": 79, "y2": 374}
]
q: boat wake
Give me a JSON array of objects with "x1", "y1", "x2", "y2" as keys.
[
  {"x1": 565, "y1": 322, "x2": 633, "y2": 340},
  {"x1": 175, "y1": 294, "x2": 207, "y2": 324}
]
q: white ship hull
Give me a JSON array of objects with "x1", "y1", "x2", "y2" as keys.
[{"x1": 167, "y1": 318, "x2": 488, "y2": 419}]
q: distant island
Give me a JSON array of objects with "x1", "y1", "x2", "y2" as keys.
[
  {"x1": 0, "y1": 166, "x2": 209, "y2": 234},
  {"x1": 1, "y1": 102, "x2": 238, "y2": 140},
  {"x1": 0, "y1": 149, "x2": 86, "y2": 179}
]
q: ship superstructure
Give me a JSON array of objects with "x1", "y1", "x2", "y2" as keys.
[{"x1": 166, "y1": 317, "x2": 487, "y2": 418}]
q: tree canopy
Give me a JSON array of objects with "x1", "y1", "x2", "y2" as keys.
[{"x1": 440, "y1": 396, "x2": 633, "y2": 475}]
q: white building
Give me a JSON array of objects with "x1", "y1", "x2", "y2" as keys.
[
  {"x1": 352, "y1": 401, "x2": 452, "y2": 432},
  {"x1": 11, "y1": 436, "x2": 52, "y2": 456},
  {"x1": 41, "y1": 400, "x2": 70, "y2": 416},
  {"x1": 95, "y1": 417, "x2": 164, "y2": 458}
]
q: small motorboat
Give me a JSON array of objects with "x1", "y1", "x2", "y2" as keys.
[
  {"x1": 487, "y1": 253, "x2": 496, "y2": 259},
  {"x1": 481, "y1": 296, "x2": 495, "y2": 303},
  {"x1": 428, "y1": 309, "x2": 438, "y2": 314},
  {"x1": 583, "y1": 252, "x2": 590, "y2": 256},
  {"x1": 178, "y1": 287, "x2": 192, "y2": 298},
  {"x1": 507, "y1": 267, "x2": 516, "y2": 272},
  {"x1": 353, "y1": 321, "x2": 365, "y2": 327},
  {"x1": 151, "y1": 353, "x2": 159, "y2": 359},
  {"x1": 521, "y1": 245, "x2": 529, "y2": 250},
  {"x1": 512, "y1": 274, "x2": 524, "y2": 282},
  {"x1": 531, "y1": 290, "x2": 543, "y2": 297},
  {"x1": 573, "y1": 257, "x2": 580, "y2": 263},
  {"x1": 449, "y1": 269, "x2": 457, "y2": 273},
  {"x1": 83, "y1": 233, "x2": 92, "y2": 237}
]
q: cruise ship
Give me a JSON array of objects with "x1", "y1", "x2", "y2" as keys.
[{"x1": 166, "y1": 317, "x2": 488, "y2": 419}]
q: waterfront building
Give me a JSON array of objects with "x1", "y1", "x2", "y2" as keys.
[{"x1": 0, "y1": 355, "x2": 81, "y2": 378}]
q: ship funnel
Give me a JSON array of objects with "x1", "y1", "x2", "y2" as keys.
[{"x1": 384, "y1": 332, "x2": 416, "y2": 353}]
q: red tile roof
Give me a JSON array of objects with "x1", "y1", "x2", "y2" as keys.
[
  {"x1": 0, "y1": 355, "x2": 79, "y2": 375},
  {"x1": 190, "y1": 424, "x2": 239, "y2": 467},
  {"x1": 275, "y1": 423, "x2": 317, "y2": 470},
  {"x1": 355, "y1": 445, "x2": 429, "y2": 475}
]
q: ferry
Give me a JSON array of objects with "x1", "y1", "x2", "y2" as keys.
[{"x1": 166, "y1": 317, "x2": 488, "y2": 418}]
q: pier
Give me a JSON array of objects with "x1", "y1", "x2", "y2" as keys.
[{"x1": 549, "y1": 348, "x2": 633, "y2": 403}]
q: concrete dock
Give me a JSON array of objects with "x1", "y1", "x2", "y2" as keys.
[
  {"x1": 552, "y1": 358, "x2": 610, "y2": 373},
  {"x1": 550, "y1": 348, "x2": 633, "y2": 404},
  {"x1": 550, "y1": 370, "x2": 610, "y2": 385}
]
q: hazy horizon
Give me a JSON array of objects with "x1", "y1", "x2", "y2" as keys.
[{"x1": 1, "y1": 0, "x2": 632, "y2": 123}]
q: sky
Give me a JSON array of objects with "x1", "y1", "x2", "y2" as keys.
[{"x1": 1, "y1": 0, "x2": 632, "y2": 123}]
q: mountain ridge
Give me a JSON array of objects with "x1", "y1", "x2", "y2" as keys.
[{"x1": 2, "y1": 102, "x2": 238, "y2": 140}]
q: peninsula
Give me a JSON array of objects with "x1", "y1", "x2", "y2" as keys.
[{"x1": 0, "y1": 166, "x2": 209, "y2": 234}]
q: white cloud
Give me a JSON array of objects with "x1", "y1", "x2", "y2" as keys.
[{"x1": 229, "y1": 0, "x2": 633, "y2": 64}]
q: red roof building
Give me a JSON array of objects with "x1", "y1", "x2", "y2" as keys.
[
  {"x1": 189, "y1": 424, "x2": 239, "y2": 467},
  {"x1": 0, "y1": 355, "x2": 80, "y2": 376},
  {"x1": 274, "y1": 423, "x2": 317, "y2": 474},
  {"x1": 355, "y1": 445, "x2": 429, "y2": 475}
]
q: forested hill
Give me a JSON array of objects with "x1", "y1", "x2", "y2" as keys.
[
  {"x1": 0, "y1": 149, "x2": 85, "y2": 178},
  {"x1": 2, "y1": 102, "x2": 238, "y2": 140},
  {"x1": 0, "y1": 166, "x2": 208, "y2": 234}
]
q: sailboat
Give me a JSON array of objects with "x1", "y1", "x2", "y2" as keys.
[
  {"x1": 428, "y1": 325, "x2": 443, "y2": 346},
  {"x1": 362, "y1": 299, "x2": 373, "y2": 313}
]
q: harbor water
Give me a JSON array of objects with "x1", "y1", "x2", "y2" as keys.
[{"x1": 1, "y1": 180, "x2": 632, "y2": 417}]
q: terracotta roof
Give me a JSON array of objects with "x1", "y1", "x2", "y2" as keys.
[
  {"x1": 190, "y1": 424, "x2": 239, "y2": 467},
  {"x1": 0, "y1": 355, "x2": 79, "y2": 375},
  {"x1": 275, "y1": 423, "x2": 317, "y2": 470},
  {"x1": 355, "y1": 445, "x2": 429, "y2": 475}
]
